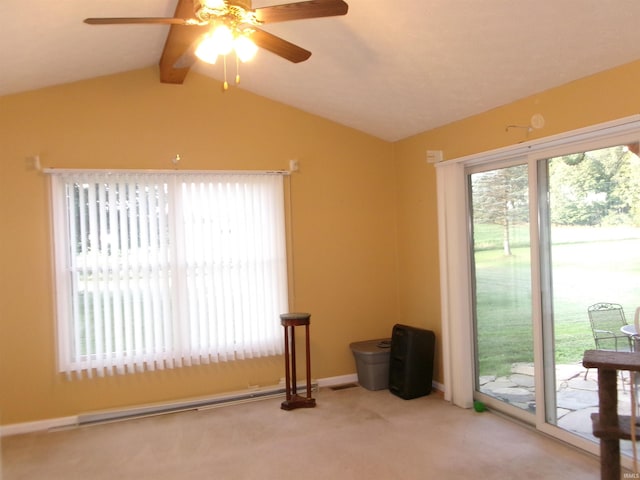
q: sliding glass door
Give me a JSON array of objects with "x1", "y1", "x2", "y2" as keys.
[
  {"x1": 468, "y1": 139, "x2": 640, "y2": 453},
  {"x1": 469, "y1": 163, "x2": 535, "y2": 417},
  {"x1": 543, "y1": 143, "x2": 640, "y2": 453}
]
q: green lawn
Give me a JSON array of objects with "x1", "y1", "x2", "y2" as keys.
[{"x1": 474, "y1": 225, "x2": 640, "y2": 377}]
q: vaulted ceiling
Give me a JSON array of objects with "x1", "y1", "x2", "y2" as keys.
[{"x1": 2, "y1": 0, "x2": 640, "y2": 141}]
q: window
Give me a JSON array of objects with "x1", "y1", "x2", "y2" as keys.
[{"x1": 50, "y1": 171, "x2": 289, "y2": 378}]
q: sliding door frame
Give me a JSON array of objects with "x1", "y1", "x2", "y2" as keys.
[{"x1": 436, "y1": 115, "x2": 640, "y2": 462}]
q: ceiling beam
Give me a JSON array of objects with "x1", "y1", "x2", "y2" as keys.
[{"x1": 159, "y1": 0, "x2": 208, "y2": 84}]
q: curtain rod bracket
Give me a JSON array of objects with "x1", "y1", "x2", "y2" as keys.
[{"x1": 505, "y1": 124, "x2": 533, "y2": 133}]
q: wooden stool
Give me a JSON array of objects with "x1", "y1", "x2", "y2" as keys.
[{"x1": 280, "y1": 312, "x2": 316, "y2": 410}]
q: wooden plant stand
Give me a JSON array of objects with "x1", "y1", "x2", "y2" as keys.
[
  {"x1": 280, "y1": 312, "x2": 316, "y2": 411},
  {"x1": 583, "y1": 349, "x2": 640, "y2": 480}
]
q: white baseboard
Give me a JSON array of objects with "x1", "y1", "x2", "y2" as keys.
[
  {"x1": 0, "y1": 416, "x2": 78, "y2": 437},
  {"x1": 321, "y1": 374, "x2": 443, "y2": 395},
  {"x1": 0, "y1": 373, "x2": 441, "y2": 437},
  {"x1": 317, "y1": 373, "x2": 358, "y2": 387},
  {"x1": 0, "y1": 374, "x2": 354, "y2": 437},
  {"x1": 433, "y1": 380, "x2": 444, "y2": 393}
]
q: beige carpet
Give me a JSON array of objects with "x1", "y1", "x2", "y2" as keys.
[{"x1": 2, "y1": 385, "x2": 600, "y2": 479}]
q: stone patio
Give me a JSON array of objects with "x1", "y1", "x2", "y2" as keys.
[{"x1": 480, "y1": 362, "x2": 637, "y2": 456}]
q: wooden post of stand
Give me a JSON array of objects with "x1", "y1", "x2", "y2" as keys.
[
  {"x1": 280, "y1": 312, "x2": 316, "y2": 410},
  {"x1": 583, "y1": 349, "x2": 640, "y2": 480},
  {"x1": 596, "y1": 368, "x2": 620, "y2": 480}
]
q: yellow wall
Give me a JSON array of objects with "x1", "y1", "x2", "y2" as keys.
[
  {"x1": 394, "y1": 59, "x2": 640, "y2": 383},
  {"x1": 3, "y1": 58, "x2": 640, "y2": 426},
  {"x1": 0, "y1": 67, "x2": 397, "y2": 425}
]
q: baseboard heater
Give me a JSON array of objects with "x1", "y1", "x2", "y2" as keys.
[{"x1": 77, "y1": 381, "x2": 319, "y2": 427}]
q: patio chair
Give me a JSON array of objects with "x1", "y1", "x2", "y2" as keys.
[
  {"x1": 587, "y1": 302, "x2": 633, "y2": 352},
  {"x1": 585, "y1": 302, "x2": 633, "y2": 386}
]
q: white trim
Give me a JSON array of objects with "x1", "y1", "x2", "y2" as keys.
[
  {"x1": 436, "y1": 162, "x2": 475, "y2": 408},
  {"x1": 0, "y1": 416, "x2": 78, "y2": 437},
  {"x1": 436, "y1": 165, "x2": 453, "y2": 403},
  {"x1": 1, "y1": 376, "x2": 355, "y2": 437},
  {"x1": 0, "y1": 374, "x2": 447, "y2": 437},
  {"x1": 49, "y1": 175, "x2": 72, "y2": 375},
  {"x1": 317, "y1": 373, "x2": 358, "y2": 387},
  {"x1": 432, "y1": 380, "x2": 445, "y2": 393},
  {"x1": 436, "y1": 114, "x2": 640, "y2": 167}
]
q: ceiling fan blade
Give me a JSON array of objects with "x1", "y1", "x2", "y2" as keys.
[
  {"x1": 251, "y1": 28, "x2": 311, "y2": 63},
  {"x1": 84, "y1": 17, "x2": 193, "y2": 25},
  {"x1": 254, "y1": 0, "x2": 348, "y2": 24},
  {"x1": 159, "y1": 0, "x2": 208, "y2": 83},
  {"x1": 172, "y1": 41, "x2": 200, "y2": 69}
]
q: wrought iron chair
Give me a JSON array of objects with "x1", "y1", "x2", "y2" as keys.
[
  {"x1": 588, "y1": 302, "x2": 633, "y2": 352},
  {"x1": 585, "y1": 302, "x2": 633, "y2": 386}
]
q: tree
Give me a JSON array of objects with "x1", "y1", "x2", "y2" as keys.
[
  {"x1": 469, "y1": 144, "x2": 640, "y2": 255},
  {"x1": 472, "y1": 165, "x2": 529, "y2": 255},
  {"x1": 549, "y1": 144, "x2": 640, "y2": 226}
]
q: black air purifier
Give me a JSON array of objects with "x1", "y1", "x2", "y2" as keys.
[{"x1": 388, "y1": 324, "x2": 435, "y2": 399}]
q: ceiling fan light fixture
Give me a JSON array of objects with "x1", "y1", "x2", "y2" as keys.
[
  {"x1": 194, "y1": 32, "x2": 220, "y2": 64},
  {"x1": 194, "y1": 0, "x2": 258, "y2": 25},
  {"x1": 234, "y1": 34, "x2": 258, "y2": 62},
  {"x1": 84, "y1": 0, "x2": 350, "y2": 86},
  {"x1": 212, "y1": 24, "x2": 234, "y2": 55},
  {"x1": 195, "y1": 23, "x2": 257, "y2": 65},
  {"x1": 194, "y1": 24, "x2": 236, "y2": 64}
]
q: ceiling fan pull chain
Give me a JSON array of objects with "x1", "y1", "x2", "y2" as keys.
[
  {"x1": 223, "y1": 55, "x2": 229, "y2": 91},
  {"x1": 236, "y1": 54, "x2": 241, "y2": 85}
]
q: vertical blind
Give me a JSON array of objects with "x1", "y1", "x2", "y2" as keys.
[{"x1": 50, "y1": 171, "x2": 288, "y2": 378}]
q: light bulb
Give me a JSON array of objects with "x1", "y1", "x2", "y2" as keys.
[
  {"x1": 195, "y1": 33, "x2": 218, "y2": 64},
  {"x1": 212, "y1": 25, "x2": 234, "y2": 56},
  {"x1": 235, "y1": 35, "x2": 258, "y2": 62},
  {"x1": 194, "y1": 33, "x2": 219, "y2": 64}
]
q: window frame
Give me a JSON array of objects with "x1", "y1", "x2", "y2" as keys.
[
  {"x1": 436, "y1": 115, "x2": 640, "y2": 464},
  {"x1": 49, "y1": 170, "x2": 290, "y2": 378}
]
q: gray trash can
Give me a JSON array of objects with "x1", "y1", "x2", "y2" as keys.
[{"x1": 349, "y1": 338, "x2": 392, "y2": 390}]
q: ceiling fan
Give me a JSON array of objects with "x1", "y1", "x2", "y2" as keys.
[{"x1": 84, "y1": 0, "x2": 349, "y2": 87}]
